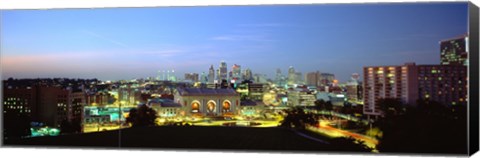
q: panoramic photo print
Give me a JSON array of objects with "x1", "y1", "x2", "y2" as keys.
[{"x1": 1, "y1": 2, "x2": 473, "y2": 155}]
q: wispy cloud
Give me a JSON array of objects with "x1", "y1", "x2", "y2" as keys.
[
  {"x1": 211, "y1": 35, "x2": 274, "y2": 42},
  {"x1": 80, "y1": 30, "x2": 129, "y2": 48},
  {"x1": 136, "y1": 49, "x2": 185, "y2": 57}
]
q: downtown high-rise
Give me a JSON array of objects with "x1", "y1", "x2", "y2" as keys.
[
  {"x1": 440, "y1": 34, "x2": 468, "y2": 66},
  {"x1": 219, "y1": 61, "x2": 228, "y2": 81},
  {"x1": 208, "y1": 65, "x2": 215, "y2": 83},
  {"x1": 363, "y1": 63, "x2": 418, "y2": 117}
]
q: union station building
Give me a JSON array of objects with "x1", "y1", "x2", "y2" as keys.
[{"x1": 174, "y1": 88, "x2": 241, "y2": 117}]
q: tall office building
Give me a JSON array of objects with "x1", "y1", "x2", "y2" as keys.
[
  {"x1": 346, "y1": 73, "x2": 362, "y2": 103},
  {"x1": 305, "y1": 71, "x2": 321, "y2": 86},
  {"x1": 287, "y1": 66, "x2": 296, "y2": 85},
  {"x1": 3, "y1": 86, "x2": 71, "y2": 127},
  {"x1": 232, "y1": 64, "x2": 242, "y2": 81},
  {"x1": 295, "y1": 72, "x2": 303, "y2": 84},
  {"x1": 275, "y1": 68, "x2": 286, "y2": 86},
  {"x1": 363, "y1": 62, "x2": 468, "y2": 118},
  {"x1": 417, "y1": 65, "x2": 467, "y2": 106},
  {"x1": 200, "y1": 72, "x2": 208, "y2": 83},
  {"x1": 219, "y1": 61, "x2": 228, "y2": 81},
  {"x1": 208, "y1": 65, "x2": 215, "y2": 83},
  {"x1": 244, "y1": 68, "x2": 253, "y2": 81},
  {"x1": 440, "y1": 35, "x2": 468, "y2": 66},
  {"x1": 276, "y1": 68, "x2": 282, "y2": 81},
  {"x1": 319, "y1": 73, "x2": 335, "y2": 86},
  {"x1": 363, "y1": 63, "x2": 418, "y2": 118}
]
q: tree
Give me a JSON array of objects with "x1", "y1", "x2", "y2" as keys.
[
  {"x1": 330, "y1": 137, "x2": 373, "y2": 152},
  {"x1": 376, "y1": 99, "x2": 467, "y2": 154},
  {"x1": 377, "y1": 98, "x2": 404, "y2": 117},
  {"x1": 280, "y1": 107, "x2": 318, "y2": 129},
  {"x1": 126, "y1": 104, "x2": 158, "y2": 127},
  {"x1": 60, "y1": 118, "x2": 82, "y2": 134},
  {"x1": 314, "y1": 99, "x2": 326, "y2": 110},
  {"x1": 325, "y1": 101, "x2": 333, "y2": 111},
  {"x1": 3, "y1": 112, "x2": 31, "y2": 139}
]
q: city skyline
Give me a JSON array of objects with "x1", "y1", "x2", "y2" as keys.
[{"x1": 1, "y1": 3, "x2": 468, "y2": 82}]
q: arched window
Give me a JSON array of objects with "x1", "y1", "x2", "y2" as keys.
[
  {"x1": 222, "y1": 100, "x2": 231, "y2": 113},
  {"x1": 191, "y1": 101, "x2": 201, "y2": 113},
  {"x1": 207, "y1": 100, "x2": 216, "y2": 113}
]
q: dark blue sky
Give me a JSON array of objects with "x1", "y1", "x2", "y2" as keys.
[{"x1": 1, "y1": 2, "x2": 468, "y2": 82}]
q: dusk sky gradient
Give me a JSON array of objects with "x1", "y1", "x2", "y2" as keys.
[{"x1": 0, "y1": 2, "x2": 468, "y2": 82}]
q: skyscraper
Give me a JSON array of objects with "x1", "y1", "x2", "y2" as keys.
[
  {"x1": 200, "y1": 72, "x2": 208, "y2": 83},
  {"x1": 305, "y1": 71, "x2": 321, "y2": 86},
  {"x1": 232, "y1": 64, "x2": 242, "y2": 81},
  {"x1": 244, "y1": 68, "x2": 253, "y2": 81},
  {"x1": 440, "y1": 35, "x2": 468, "y2": 66},
  {"x1": 208, "y1": 65, "x2": 215, "y2": 83},
  {"x1": 219, "y1": 61, "x2": 228, "y2": 81},
  {"x1": 275, "y1": 68, "x2": 285, "y2": 86},
  {"x1": 346, "y1": 73, "x2": 361, "y2": 103},
  {"x1": 295, "y1": 72, "x2": 303, "y2": 84},
  {"x1": 287, "y1": 66, "x2": 296, "y2": 85}
]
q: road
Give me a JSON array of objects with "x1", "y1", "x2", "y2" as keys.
[{"x1": 307, "y1": 120, "x2": 378, "y2": 150}]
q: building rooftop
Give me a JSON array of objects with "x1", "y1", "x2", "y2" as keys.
[
  {"x1": 177, "y1": 88, "x2": 238, "y2": 96},
  {"x1": 148, "y1": 98, "x2": 182, "y2": 107}
]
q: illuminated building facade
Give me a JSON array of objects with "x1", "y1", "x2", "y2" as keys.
[
  {"x1": 174, "y1": 88, "x2": 240, "y2": 117},
  {"x1": 287, "y1": 89, "x2": 316, "y2": 107},
  {"x1": 148, "y1": 98, "x2": 183, "y2": 118},
  {"x1": 239, "y1": 100, "x2": 265, "y2": 117},
  {"x1": 417, "y1": 65, "x2": 467, "y2": 106},
  {"x1": 248, "y1": 83, "x2": 268, "y2": 101},
  {"x1": 440, "y1": 35, "x2": 468, "y2": 66},
  {"x1": 117, "y1": 86, "x2": 141, "y2": 106},
  {"x1": 88, "y1": 91, "x2": 115, "y2": 106},
  {"x1": 363, "y1": 63, "x2": 418, "y2": 117}
]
